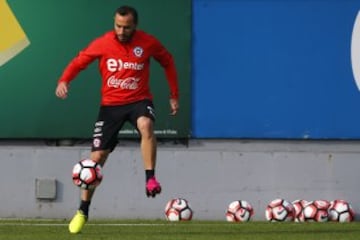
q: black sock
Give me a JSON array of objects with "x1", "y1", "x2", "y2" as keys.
[
  {"x1": 79, "y1": 200, "x2": 91, "y2": 217},
  {"x1": 145, "y1": 169, "x2": 155, "y2": 182}
]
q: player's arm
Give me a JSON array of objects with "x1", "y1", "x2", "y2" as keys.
[
  {"x1": 55, "y1": 40, "x2": 101, "y2": 99},
  {"x1": 152, "y1": 39, "x2": 179, "y2": 115}
]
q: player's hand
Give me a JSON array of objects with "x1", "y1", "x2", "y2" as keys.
[
  {"x1": 169, "y1": 98, "x2": 179, "y2": 115},
  {"x1": 55, "y1": 81, "x2": 69, "y2": 99}
]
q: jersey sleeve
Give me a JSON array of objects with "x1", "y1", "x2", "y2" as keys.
[
  {"x1": 58, "y1": 38, "x2": 102, "y2": 83},
  {"x1": 151, "y1": 38, "x2": 179, "y2": 99}
]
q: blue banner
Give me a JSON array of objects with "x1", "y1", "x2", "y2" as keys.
[{"x1": 193, "y1": 0, "x2": 360, "y2": 139}]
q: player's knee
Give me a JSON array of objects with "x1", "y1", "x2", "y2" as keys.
[{"x1": 137, "y1": 117, "x2": 153, "y2": 136}]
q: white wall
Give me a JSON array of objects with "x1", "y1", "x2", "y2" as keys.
[{"x1": 0, "y1": 140, "x2": 359, "y2": 221}]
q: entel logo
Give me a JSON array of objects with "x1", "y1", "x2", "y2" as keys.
[{"x1": 106, "y1": 58, "x2": 144, "y2": 72}]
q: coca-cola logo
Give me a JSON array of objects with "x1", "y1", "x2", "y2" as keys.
[{"x1": 107, "y1": 76, "x2": 140, "y2": 89}]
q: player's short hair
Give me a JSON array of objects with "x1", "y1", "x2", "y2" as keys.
[{"x1": 115, "y1": 6, "x2": 138, "y2": 25}]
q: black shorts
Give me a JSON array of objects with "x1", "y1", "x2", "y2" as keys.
[{"x1": 91, "y1": 99, "x2": 155, "y2": 152}]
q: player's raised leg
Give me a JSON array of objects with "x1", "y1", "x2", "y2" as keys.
[{"x1": 137, "y1": 116, "x2": 162, "y2": 197}]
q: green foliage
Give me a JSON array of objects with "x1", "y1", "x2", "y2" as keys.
[{"x1": 0, "y1": 219, "x2": 359, "y2": 240}]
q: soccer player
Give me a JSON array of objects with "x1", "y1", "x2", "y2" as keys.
[{"x1": 55, "y1": 5, "x2": 179, "y2": 234}]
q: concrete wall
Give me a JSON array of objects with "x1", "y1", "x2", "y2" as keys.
[{"x1": 0, "y1": 140, "x2": 359, "y2": 221}]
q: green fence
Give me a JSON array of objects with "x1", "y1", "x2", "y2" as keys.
[{"x1": 0, "y1": 0, "x2": 191, "y2": 139}]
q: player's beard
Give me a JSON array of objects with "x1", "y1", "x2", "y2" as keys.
[{"x1": 117, "y1": 30, "x2": 135, "y2": 43}]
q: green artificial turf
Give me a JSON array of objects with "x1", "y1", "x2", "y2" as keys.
[{"x1": 0, "y1": 219, "x2": 359, "y2": 240}]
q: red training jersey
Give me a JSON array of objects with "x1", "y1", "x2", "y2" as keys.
[{"x1": 58, "y1": 30, "x2": 179, "y2": 106}]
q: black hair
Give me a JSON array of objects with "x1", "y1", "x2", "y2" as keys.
[{"x1": 115, "y1": 6, "x2": 138, "y2": 25}]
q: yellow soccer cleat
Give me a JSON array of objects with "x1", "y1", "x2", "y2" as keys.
[{"x1": 68, "y1": 210, "x2": 87, "y2": 234}]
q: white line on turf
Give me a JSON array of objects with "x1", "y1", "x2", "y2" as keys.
[{"x1": 0, "y1": 223, "x2": 169, "y2": 226}]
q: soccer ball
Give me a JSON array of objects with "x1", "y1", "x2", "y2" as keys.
[
  {"x1": 226, "y1": 200, "x2": 254, "y2": 222},
  {"x1": 165, "y1": 198, "x2": 193, "y2": 221},
  {"x1": 292, "y1": 199, "x2": 309, "y2": 222},
  {"x1": 328, "y1": 199, "x2": 355, "y2": 222},
  {"x1": 301, "y1": 200, "x2": 330, "y2": 222},
  {"x1": 72, "y1": 159, "x2": 103, "y2": 189},
  {"x1": 265, "y1": 198, "x2": 295, "y2": 222}
]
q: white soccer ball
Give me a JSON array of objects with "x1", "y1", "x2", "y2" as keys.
[
  {"x1": 72, "y1": 159, "x2": 103, "y2": 189},
  {"x1": 302, "y1": 200, "x2": 330, "y2": 222},
  {"x1": 226, "y1": 200, "x2": 254, "y2": 222},
  {"x1": 292, "y1": 199, "x2": 309, "y2": 222},
  {"x1": 328, "y1": 199, "x2": 355, "y2": 222},
  {"x1": 165, "y1": 198, "x2": 193, "y2": 221},
  {"x1": 265, "y1": 198, "x2": 295, "y2": 222}
]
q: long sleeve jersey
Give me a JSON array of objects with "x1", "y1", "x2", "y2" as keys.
[{"x1": 58, "y1": 30, "x2": 179, "y2": 106}]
